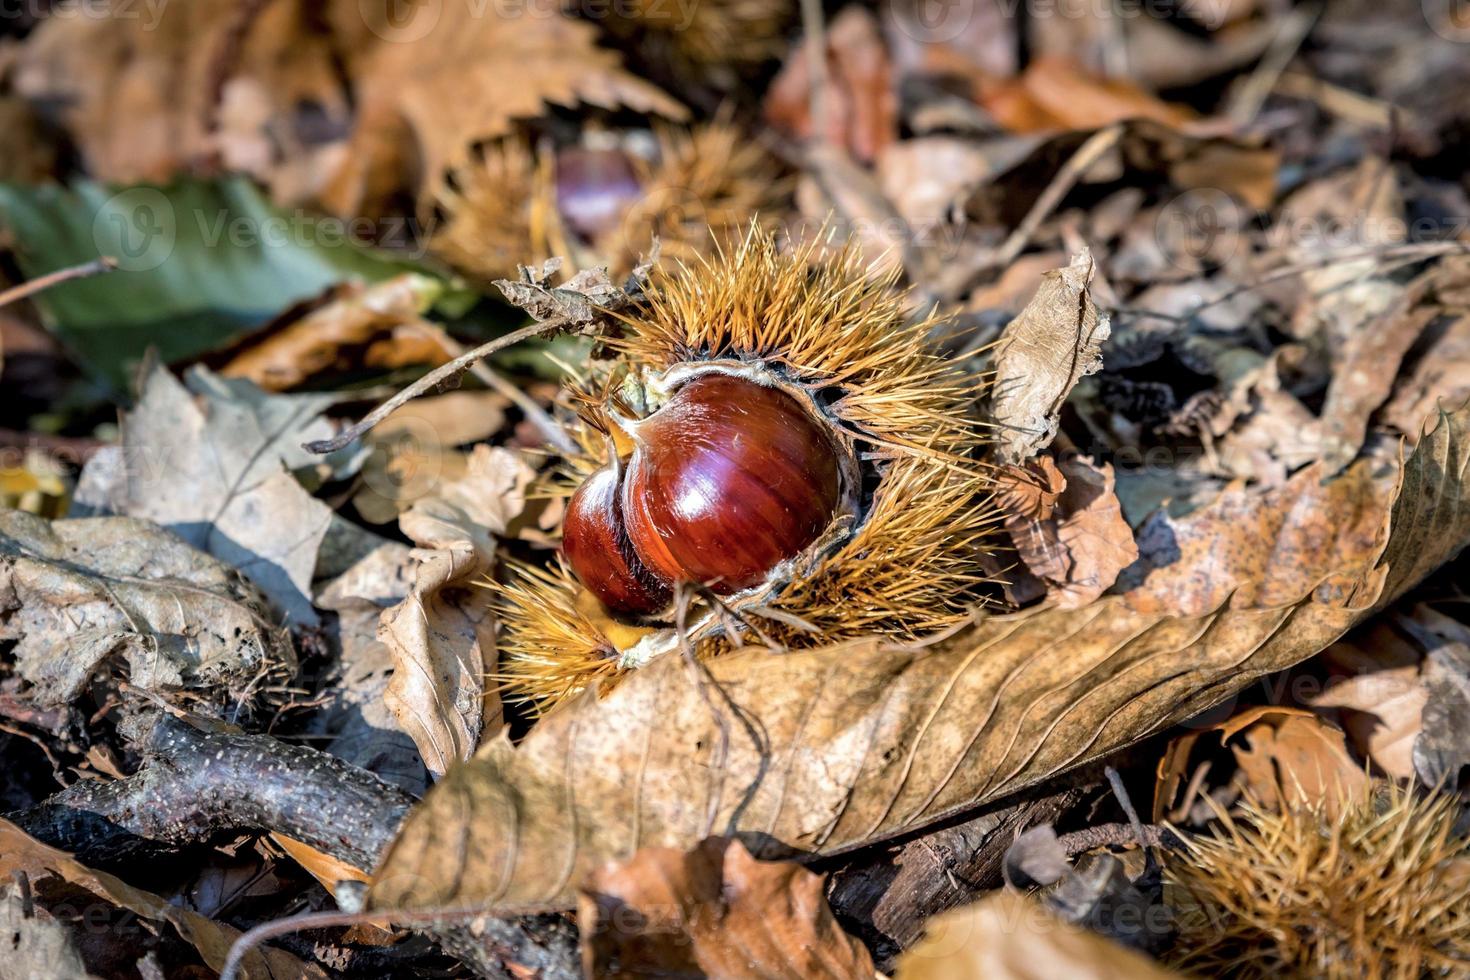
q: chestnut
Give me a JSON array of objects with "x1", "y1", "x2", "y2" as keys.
[
  {"x1": 554, "y1": 146, "x2": 644, "y2": 241},
  {"x1": 561, "y1": 464, "x2": 672, "y2": 617},
  {"x1": 561, "y1": 369, "x2": 845, "y2": 610}
]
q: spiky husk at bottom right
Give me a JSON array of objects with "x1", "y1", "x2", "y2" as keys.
[{"x1": 1165, "y1": 784, "x2": 1470, "y2": 979}]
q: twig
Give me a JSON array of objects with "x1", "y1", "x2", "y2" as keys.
[
  {"x1": 304, "y1": 297, "x2": 632, "y2": 455},
  {"x1": 219, "y1": 903, "x2": 577, "y2": 980},
  {"x1": 0, "y1": 257, "x2": 118, "y2": 310},
  {"x1": 408, "y1": 321, "x2": 579, "y2": 455},
  {"x1": 1055, "y1": 822, "x2": 1179, "y2": 856},
  {"x1": 1225, "y1": 4, "x2": 1320, "y2": 128},
  {"x1": 13, "y1": 713, "x2": 413, "y2": 870},
  {"x1": 799, "y1": 0, "x2": 830, "y2": 145},
  {"x1": 16, "y1": 713, "x2": 580, "y2": 979},
  {"x1": 926, "y1": 125, "x2": 1124, "y2": 305},
  {"x1": 1106, "y1": 765, "x2": 1158, "y2": 876}
]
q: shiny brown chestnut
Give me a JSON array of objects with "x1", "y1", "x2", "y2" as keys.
[
  {"x1": 619, "y1": 372, "x2": 843, "y2": 594},
  {"x1": 561, "y1": 464, "x2": 671, "y2": 616}
]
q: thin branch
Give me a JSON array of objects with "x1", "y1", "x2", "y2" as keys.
[
  {"x1": 304, "y1": 300, "x2": 628, "y2": 455},
  {"x1": 408, "y1": 321, "x2": 579, "y2": 455},
  {"x1": 799, "y1": 0, "x2": 830, "y2": 145},
  {"x1": 0, "y1": 257, "x2": 118, "y2": 310},
  {"x1": 925, "y1": 125, "x2": 1124, "y2": 305}
]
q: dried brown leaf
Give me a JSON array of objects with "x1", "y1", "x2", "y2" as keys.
[
  {"x1": 11, "y1": 0, "x2": 349, "y2": 198},
  {"x1": 1117, "y1": 459, "x2": 1392, "y2": 617},
  {"x1": 578, "y1": 837, "x2": 873, "y2": 979},
  {"x1": 979, "y1": 56, "x2": 1194, "y2": 135},
  {"x1": 1225, "y1": 707, "x2": 1369, "y2": 816},
  {"x1": 366, "y1": 409, "x2": 1470, "y2": 913},
  {"x1": 219, "y1": 274, "x2": 444, "y2": 391},
  {"x1": 989, "y1": 251, "x2": 1110, "y2": 464},
  {"x1": 380, "y1": 446, "x2": 534, "y2": 777},
  {"x1": 0, "y1": 819, "x2": 325, "y2": 980},
  {"x1": 894, "y1": 890, "x2": 1183, "y2": 980},
  {"x1": 86, "y1": 365, "x2": 336, "y2": 626},
  {"x1": 764, "y1": 7, "x2": 897, "y2": 163}
]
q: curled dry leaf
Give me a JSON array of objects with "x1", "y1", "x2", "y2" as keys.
[
  {"x1": 0, "y1": 510, "x2": 287, "y2": 707},
  {"x1": 1224, "y1": 707, "x2": 1368, "y2": 817},
  {"x1": 0, "y1": 818, "x2": 325, "y2": 980},
  {"x1": 366, "y1": 408, "x2": 1470, "y2": 914},
  {"x1": 314, "y1": 542, "x2": 429, "y2": 796},
  {"x1": 495, "y1": 261, "x2": 639, "y2": 327},
  {"x1": 894, "y1": 890, "x2": 1183, "y2": 980},
  {"x1": 979, "y1": 56, "x2": 1194, "y2": 135},
  {"x1": 380, "y1": 445, "x2": 534, "y2": 777},
  {"x1": 997, "y1": 456, "x2": 1138, "y2": 609},
  {"x1": 1310, "y1": 621, "x2": 1429, "y2": 781},
  {"x1": 219, "y1": 273, "x2": 445, "y2": 391},
  {"x1": 989, "y1": 251, "x2": 1110, "y2": 464},
  {"x1": 578, "y1": 837, "x2": 873, "y2": 980}
]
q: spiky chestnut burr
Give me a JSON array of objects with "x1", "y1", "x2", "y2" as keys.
[
  {"x1": 564, "y1": 370, "x2": 845, "y2": 606},
  {"x1": 496, "y1": 226, "x2": 999, "y2": 710},
  {"x1": 431, "y1": 123, "x2": 787, "y2": 285}
]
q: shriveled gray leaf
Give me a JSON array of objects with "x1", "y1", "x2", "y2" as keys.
[
  {"x1": 368, "y1": 410, "x2": 1470, "y2": 913},
  {"x1": 0, "y1": 510, "x2": 287, "y2": 706},
  {"x1": 1414, "y1": 641, "x2": 1470, "y2": 788},
  {"x1": 0, "y1": 886, "x2": 99, "y2": 980},
  {"x1": 98, "y1": 364, "x2": 335, "y2": 626},
  {"x1": 989, "y1": 251, "x2": 1111, "y2": 464},
  {"x1": 496, "y1": 261, "x2": 623, "y2": 327}
]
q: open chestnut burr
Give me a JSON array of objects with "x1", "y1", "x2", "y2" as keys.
[{"x1": 497, "y1": 227, "x2": 997, "y2": 709}]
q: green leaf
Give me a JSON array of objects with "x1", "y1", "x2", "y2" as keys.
[{"x1": 0, "y1": 178, "x2": 451, "y2": 391}]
